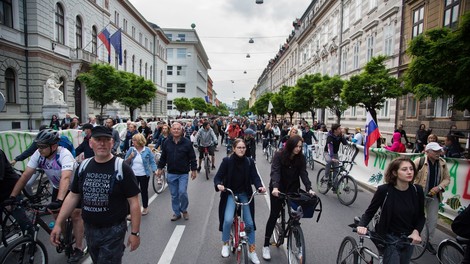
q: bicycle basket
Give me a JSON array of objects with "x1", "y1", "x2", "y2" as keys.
[{"x1": 289, "y1": 191, "x2": 322, "y2": 221}]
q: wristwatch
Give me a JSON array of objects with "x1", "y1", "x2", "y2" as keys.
[
  {"x1": 438, "y1": 186, "x2": 443, "y2": 191},
  {"x1": 131, "y1": 231, "x2": 140, "y2": 237}
]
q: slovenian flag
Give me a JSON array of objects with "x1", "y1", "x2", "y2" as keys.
[
  {"x1": 98, "y1": 28, "x2": 111, "y2": 62},
  {"x1": 364, "y1": 111, "x2": 381, "y2": 166}
]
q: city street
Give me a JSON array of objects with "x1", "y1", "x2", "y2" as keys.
[{"x1": 14, "y1": 143, "x2": 451, "y2": 264}]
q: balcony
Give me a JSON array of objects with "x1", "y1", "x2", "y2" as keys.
[{"x1": 71, "y1": 49, "x2": 98, "y2": 64}]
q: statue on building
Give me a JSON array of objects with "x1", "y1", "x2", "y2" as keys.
[{"x1": 43, "y1": 74, "x2": 66, "y2": 105}]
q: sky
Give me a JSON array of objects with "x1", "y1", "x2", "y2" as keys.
[{"x1": 128, "y1": 0, "x2": 312, "y2": 105}]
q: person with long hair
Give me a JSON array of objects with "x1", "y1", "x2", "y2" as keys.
[
  {"x1": 155, "y1": 124, "x2": 170, "y2": 151},
  {"x1": 357, "y1": 157, "x2": 425, "y2": 263},
  {"x1": 49, "y1": 114, "x2": 60, "y2": 130},
  {"x1": 214, "y1": 138, "x2": 266, "y2": 263},
  {"x1": 262, "y1": 135, "x2": 315, "y2": 260}
]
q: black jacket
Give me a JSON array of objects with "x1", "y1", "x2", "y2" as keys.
[
  {"x1": 452, "y1": 206, "x2": 470, "y2": 238},
  {"x1": 214, "y1": 155, "x2": 263, "y2": 231},
  {"x1": 14, "y1": 141, "x2": 37, "y2": 162},
  {"x1": 158, "y1": 136, "x2": 197, "y2": 174},
  {"x1": 269, "y1": 151, "x2": 312, "y2": 193},
  {"x1": 75, "y1": 136, "x2": 94, "y2": 159}
]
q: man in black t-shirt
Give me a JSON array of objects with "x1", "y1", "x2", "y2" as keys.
[{"x1": 51, "y1": 126, "x2": 141, "y2": 264}]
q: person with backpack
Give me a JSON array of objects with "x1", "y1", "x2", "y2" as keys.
[
  {"x1": 357, "y1": 156, "x2": 425, "y2": 263},
  {"x1": 50, "y1": 126, "x2": 141, "y2": 263},
  {"x1": 7, "y1": 129, "x2": 86, "y2": 263},
  {"x1": 414, "y1": 142, "x2": 450, "y2": 254}
]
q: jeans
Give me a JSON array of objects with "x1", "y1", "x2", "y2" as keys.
[
  {"x1": 167, "y1": 173, "x2": 189, "y2": 216},
  {"x1": 222, "y1": 193, "x2": 255, "y2": 245},
  {"x1": 85, "y1": 221, "x2": 127, "y2": 264},
  {"x1": 383, "y1": 233, "x2": 413, "y2": 264},
  {"x1": 303, "y1": 143, "x2": 313, "y2": 159}
]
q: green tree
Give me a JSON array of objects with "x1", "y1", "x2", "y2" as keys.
[
  {"x1": 271, "y1": 91, "x2": 286, "y2": 118},
  {"x1": 405, "y1": 12, "x2": 470, "y2": 111},
  {"x1": 236, "y1": 97, "x2": 250, "y2": 116},
  {"x1": 342, "y1": 56, "x2": 402, "y2": 125},
  {"x1": 251, "y1": 92, "x2": 272, "y2": 117},
  {"x1": 173, "y1": 97, "x2": 193, "y2": 116},
  {"x1": 216, "y1": 103, "x2": 230, "y2": 116},
  {"x1": 190, "y1": 97, "x2": 207, "y2": 116},
  {"x1": 78, "y1": 63, "x2": 125, "y2": 118},
  {"x1": 295, "y1": 73, "x2": 323, "y2": 120},
  {"x1": 117, "y1": 71, "x2": 156, "y2": 120},
  {"x1": 286, "y1": 86, "x2": 307, "y2": 123},
  {"x1": 314, "y1": 75, "x2": 348, "y2": 124}
]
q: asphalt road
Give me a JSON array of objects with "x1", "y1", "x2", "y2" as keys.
[{"x1": 3, "y1": 143, "x2": 451, "y2": 263}]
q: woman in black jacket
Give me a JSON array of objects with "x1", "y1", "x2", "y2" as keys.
[
  {"x1": 214, "y1": 138, "x2": 266, "y2": 262},
  {"x1": 262, "y1": 135, "x2": 315, "y2": 260},
  {"x1": 357, "y1": 156, "x2": 425, "y2": 264}
]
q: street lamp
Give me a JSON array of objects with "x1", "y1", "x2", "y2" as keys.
[
  {"x1": 246, "y1": 53, "x2": 251, "y2": 58},
  {"x1": 249, "y1": 38, "x2": 254, "y2": 44},
  {"x1": 256, "y1": 0, "x2": 263, "y2": 4}
]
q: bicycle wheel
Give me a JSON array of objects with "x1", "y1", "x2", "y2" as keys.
[
  {"x1": 336, "y1": 175, "x2": 358, "y2": 206},
  {"x1": 411, "y1": 223, "x2": 429, "y2": 260},
  {"x1": 152, "y1": 171, "x2": 166, "y2": 194},
  {"x1": 204, "y1": 156, "x2": 210, "y2": 180},
  {"x1": 437, "y1": 239, "x2": 464, "y2": 264},
  {"x1": 0, "y1": 236, "x2": 48, "y2": 264},
  {"x1": 270, "y1": 212, "x2": 284, "y2": 247},
  {"x1": 316, "y1": 168, "x2": 330, "y2": 194},
  {"x1": 267, "y1": 145, "x2": 273, "y2": 164},
  {"x1": 287, "y1": 225, "x2": 305, "y2": 264},
  {"x1": 238, "y1": 243, "x2": 249, "y2": 264},
  {"x1": 336, "y1": 236, "x2": 358, "y2": 264}
]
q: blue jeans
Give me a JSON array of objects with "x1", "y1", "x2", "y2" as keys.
[
  {"x1": 222, "y1": 193, "x2": 255, "y2": 245},
  {"x1": 84, "y1": 221, "x2": 127, "y2": 264},
  {"x1": 167, "y1": 173, "x2": 189, "y2": 216},
  {"x1": 383, "y1": 233, "x2": 413, "y2": 264}
]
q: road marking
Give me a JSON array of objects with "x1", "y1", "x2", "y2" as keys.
[{"x1": 158, "y1": 225, "x2": 186, "y2": 264}]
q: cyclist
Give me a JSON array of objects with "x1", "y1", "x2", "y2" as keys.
[
  {"x1": 8, "y1": 129, "x2": 87, "y2": 263},
  {"x1": 256, "y1": 120, "x2": 264, "y2": 144},
  {"x1": 214, "y1": 138, "x2": 266, "y2": 263},
  {"x1": 272, "y1": 123, "x2": 281, "y2": 148},
  {"x1": 302, "y1": 124, "x2": 318, "y2": 159},
  {"x1": 263, "y1": 135, "x2": 315, "y2": 260},
  {"x1": 225, "y1": 119, "x2": 241, "y2": 152},
  {"x1": 243, "y1": 128, "x2": 257, "y2": 161},
  {"x1": 357, "y1": 156, "x2": 425, "y2": 264},
  {"x1": 196, "y1": 121, "x2": 218, "y2": 172},
  {"x1": 262, "y1": 123, "x2": 275, "y2": 153},
  {"x1": 324, "y1": 124, "x2": 349, "y2": 191}
]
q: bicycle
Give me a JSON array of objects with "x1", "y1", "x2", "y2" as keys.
[
  {"x1": 336, "y1": 217, "x2": 423, "y2": 264},
  {"x1": 224, "y1": 188, "x2": 262, "y2": 264},
  {"x1": 437, "y1": 235, "x2": 468, "y2": 264},
  {"x1": 270, "y1": 191, "x2": 322, "y2": 264},
  {"x1": 264, "y1": 139, "x2": 274, "y2": 164},
  {"x1": 152, "y1": 150, "x2": 167, "y2": 194},
  {"x1": 316, "y1": 160, "x2": 358, "y2": 206},
  {"x1": 202, "y1": 146, "x2": 211, "y2": 180},
  {"x1": 305, "y1": 145, "x2": 315, "y2": 171}
]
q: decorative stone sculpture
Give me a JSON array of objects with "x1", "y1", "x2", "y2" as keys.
[{"x1": 43, "y1": 74, "x2": 66, "y2": 105}]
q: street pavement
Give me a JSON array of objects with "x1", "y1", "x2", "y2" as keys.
[{"x1": 6, "y1": 142, "x2": 451, "y2": 263}]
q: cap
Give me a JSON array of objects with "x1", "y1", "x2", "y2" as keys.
[
  {"x1": 425, "y1": 142, "x2": 443, "y2": 151},
  {"x1": 82, "y1": 123, "x2": 93, "y2": 130},
  {"x1": 232, "y1": 118, "x2": 238, "y2": 123},
  {"x1": 91, "y1": 126, "x2": 113, "y2": 138}
]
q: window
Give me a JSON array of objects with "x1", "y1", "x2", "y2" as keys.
[
  {"x1": 132, "y1": 55, "x2": 135, "y2": 73},
  {"x1": 332, "y1": 15, "x2": 338, "y2": 37},
  {"x1": 167, "y1": 48, "x2": 173, "y2": 59},
  {"x1": 343, "y1": 5, "x2": 350, "y2": 30},
  {"x1": 369, "y1": 0, "x2": 377, "y2": 10},
  {"x1": 92, "y1": 26, "x2": 97, "y2": 55},
  {"x1": 177, "y1": 34, "x2": 185, "y2": 41},
  {"x1": 123, "y1": 50, "x2": 127, "y2": 71},
  {"x1": 0, "y1": 0, "x2": 13, "y2": 27},
  {"x1": 76, "y1": 16, "x2": 82, "y2": 49},
  {"x1": 139, "y1": 33, "x2": 142, "y2": 44},
  {"x1": 331, "y1": 55, "x2": 336, "y2": 76},
  {"x1": 444, "y1": 0, "x2": 460, "y2": 29},
  {"x1": 177, "y1": 48, "x2": 186, "y2": 58},
  {"x1": 366, "y1": 36, "x2": 374, "y2": 62},
  {"x1": 378, "y1": 100, "x2": 389, "y2": 117},
  {"x1": 355, "y1": 0, "x2": 361, "y2": 22},
  {"x1": 165, "y1": 33, "x2": 172, "y2": 41},
  {"x1": 150, "y1": 66, "x2": 152, "y2": 81},
  {"x1": 435, "y1": 96, "x2": 452, "y2": 117},
  {"x1": 341, "y1": 50, "x2": 348, "y2": 74},
  {"x1": 145, "y1": 37, "x2": 148, "y2": 49},
  {"x1": 123, "y1": 19, "x2": 127, "y2": 33},
  {"x1": 132, "y1": 27, "x2": 135, "y2": 38},
  {"x1": 114, "y1": 51, "x2": 118, "y2": 69},
  {"x1": 4, "y1": 68, "x2": 15, "y2": 103},
  {"x1": 323, "y1": 24, "x2": 328, "y2": 45},
  {"x1": 167, "y1": 66, "x2": 173, "y2": 75},
  {"x1": 351, "y1": 106, "x2": 357, "y2": 117},
  {"x1": 167, "y1": 100, "x2": 173, "y2": 110},
  {"x1": 176, "y1": 66, "x2": 186, "y2": 76},
  {"x1": 139, "y1": 59, "x2": 142, "y2": 76},
  {"x1": 412, "y1": 6, "x2": 424, "y2": 38},
  {"x1": 177, "y1": 83, "x2": 186, "y2": 93},
  {"x1": 55, "y1": 3, "x2": 65, "y2": 44},
  {"x1": 406, "y1": 95, "x2": 417, "y2": 117},
  {"x1": 145, "y1": 63, "x2": 148, "y2": 79},
  {"x1": 353, "y1": 42, "x2": 360, "y2": 69},
  {"x1": 383, "y1": 24, "x2": 394, "y2": 56},
  {"x1": 104, "y1": 0, "x2": 109, "y2": 9},
  {"x1": 167, "y1": 83, "x2": 173, "y2": 93},
  {"x1": 114, "y1": 11, "x2": 119, "y2": 27}
]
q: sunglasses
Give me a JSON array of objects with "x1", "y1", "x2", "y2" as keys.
[{"x1": 37, "y1": 144, "x2": 50, "y2": 149}]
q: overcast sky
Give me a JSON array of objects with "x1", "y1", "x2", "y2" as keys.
[{"x1": 128, "y1": 0, "x2": 312, "y2": 105}]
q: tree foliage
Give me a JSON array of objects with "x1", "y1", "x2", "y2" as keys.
[
  {"x1": 251, "y1": 92, "x2": 272, "y2": 117},
  {"x1": 295, "y1": 73, "x2": 323, "y2": 119},
  {"x1": 341, "y1": 56, "x2": 402, "y2": 124},
  {"x1": 278, "y1": 86, "x2": 297, "y2": 122},
  {"x1": 190, "y1": 97, "x2": 207, "y2": 116},
  {"x1": 314, "y1": 75, "x2": 348, "y2": 124},
  {"x1": 286, "y1": 86, "x2": 307, "y2": 123},
  {"x1": 117, "y1": 71, "x2": 156, "y2": 120},
  {"x1": 236, "y1": 97, "x2": 250, "y2": 116},
  {"x1": 405, "y1": 12, "x2": 470, "y2": 111},
  {"x1": 173, "y1": 97, "x2": 192, "y2": 116},
  {"x1": 216, "y1": 103, "x2": 230, "y2": 116}
]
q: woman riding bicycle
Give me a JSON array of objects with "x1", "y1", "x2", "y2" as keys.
[
  {"x1": 357, "y1": 156, "x2": 425, "y2": 264},
  {"x1": 263, "y1": 135, "x2": 315, "y2": 260},
  {"x1": 214, "y1": 138, "x2": 266, "y2": 264}
]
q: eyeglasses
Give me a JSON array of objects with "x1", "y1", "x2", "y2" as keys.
[
  {"x1": 236, "y1": 147, "x2": 246, "y2": 149},
  {"x1": 37, "y1": 144, "x2": 50, "y2": 149}
]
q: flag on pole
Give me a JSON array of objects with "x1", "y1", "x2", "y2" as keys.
[
  {"x1": 110, "y1": 29, "x2": 122, "y2": 65},
  {"x1": 364, "y1": 111, "x2": 381, "y2": 166},
  {"x1": 204, "y1": 95, "x2": 210, "y2": 103},
  {"x1": 268, "y1": 101, "x2": 274, "y2": 113},
  {"x1": 98, "y1": 28, "x2": 111, "y2": 62}
]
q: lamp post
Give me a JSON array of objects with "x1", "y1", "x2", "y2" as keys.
[{"x1": 256, "y1": 0, "x2": 263, "y2": 4}]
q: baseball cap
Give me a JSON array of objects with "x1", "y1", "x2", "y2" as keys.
[
  {"x1": 91, "y1": 126, "x2": 112, "y2": 138},
  {"x1": 425, "y1": 142, "x2": 443, "y2": 151}
]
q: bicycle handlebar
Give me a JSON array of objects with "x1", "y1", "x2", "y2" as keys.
[{"x1": 224, "y1": 188, "x2": 263, "y2": 206}]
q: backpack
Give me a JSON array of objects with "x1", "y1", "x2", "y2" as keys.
[
  {"x1": 417, "y1": 156, "x2": 425, "y2": 172},
  {"x1": 59, "y1": 135, "x2": 76, "y2": 158},
  {"x1": 77, "y1": 157, "x2": 124, "y2": 194}
]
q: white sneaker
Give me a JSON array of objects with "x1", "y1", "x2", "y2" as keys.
[
  {"x1": 248, "y1": 251, "x2": 260, "y2": 264},
  {"x1": 262, "y1": 246, "x2": 271, "y2": 260},
  {"x1": 221, "y1": 244, "x2": 230, "y2": 258}
]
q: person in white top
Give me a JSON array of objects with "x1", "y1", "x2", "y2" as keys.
[{"x1": 352, "y1": 127, "x2": 364, "y2": 146}]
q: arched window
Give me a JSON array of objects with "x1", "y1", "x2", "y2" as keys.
[
  {"x1": 132, "y1": 55, "x2": 135, "y2": 73},
  {"x1": 123, "y1": 50, "x2": 127, "y2": 71},
  {"x1": 76, "y1": 16, "x2": 82, "y2": 49},
  {"x1": 55, "y1": 3, "x2": 65, "y2": 44},
  {"x1": 4, "y1": 68, "x2": 16, "y2": 103},
  {"x1": 92, "y1": 26, "x2": 97, "y2": 55}
]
